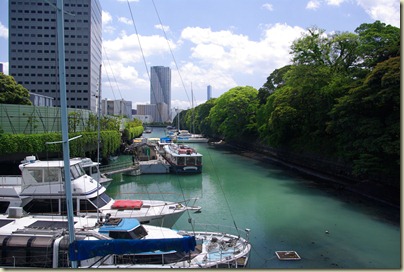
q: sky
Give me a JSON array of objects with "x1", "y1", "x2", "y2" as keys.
[{"x1": 0, "y1": 0, "x2": 400, "y2": 111}]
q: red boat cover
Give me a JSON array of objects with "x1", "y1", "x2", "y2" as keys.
[{"x1": 111, "y1": 200, "x2": 144, "y2": 209}]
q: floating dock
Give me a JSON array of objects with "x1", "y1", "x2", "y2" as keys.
[{"x1": 275, "y1": 251, "x2": 301, "y2": 261}]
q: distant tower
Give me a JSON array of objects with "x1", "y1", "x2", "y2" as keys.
[
  {"x1": 150, "y1": 66, "x2": 171, "y2": 122},
  {"x1": 207, "y1": 85, "x2": 212, "y2": 100}
]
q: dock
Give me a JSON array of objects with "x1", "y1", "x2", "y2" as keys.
[{"x1": 99, "y1": 161, "x2": 140, "y2": 176}]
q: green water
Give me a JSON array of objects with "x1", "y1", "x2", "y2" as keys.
[{"x1": 105, "y1": 128, "x2": 400, "y2": 269}]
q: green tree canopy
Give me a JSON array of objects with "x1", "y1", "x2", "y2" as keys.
[
  {"x1": 327, "y1": 56, "x2": 400, "y2": 182},
  {"x1": 209, "y1": 86, "x2": 258, "y2": 141},
  {"x1": 0, "y1": 73, "x2": 32, "y2": 105},
  {"x1": 355, "y1": 21, "x2": 400, "y2": 69}
]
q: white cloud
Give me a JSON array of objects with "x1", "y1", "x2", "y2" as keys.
[
  {"x1": 102, "y1": 20, "x2": 306, "y2": 109},
  {"x1": 325, "y1": 0, "x2": 345, "y2": 6},
  {"x1": 262, "y1": 3, "x2": 274, "y2": 11},
  {"x1": 155, "y1": 24, "x2": 170, "y2": 33},
  {"x1": 306, "y1": 0, "x2": 321, "y2": 10},
  {"x1": 102, "y1": 10, "x2": 116, "y2": 34},
  {"x1": 102, "y1": 10, "x2": 113, "y2": 25},
  {"x1": 103, "y1": 33, "x2": 176, "y2": 64},
  {"x1": 356, "y1": 0, "x2": 400, "y2": 27},
  {"x1": 0, "y1": 22, "x2": 8, "y2": 39},
  {"x1": 118, "y1": 17, "x2": 133, "y2": 25}
]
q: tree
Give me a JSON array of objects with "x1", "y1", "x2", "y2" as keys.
[
  {"x1": 355, "y1": 21, "x2": 400, "y2": 69},
  {"x1": 209, "y1": 86, "x2": 258, "y2": 141},
  {"x1": 327, "y1": 56, "x2": 400, "y2": 183},
  {"x1": 258, "y1": 65, "x2": 292, "y2": 105},
  {"x1": 0, "y1": 73, "x2": 32, "y2": 105}
]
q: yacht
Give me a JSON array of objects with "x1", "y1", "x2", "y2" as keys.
[
  {"x1": 72, "y1": 157, "x2": 112, "y2": 187},
  {"x1": 0, "y1": 156, "x2": 199, "y2": 228},
  {"x1": 0, "y1": 212, "x2": 251, "y2": 268}
]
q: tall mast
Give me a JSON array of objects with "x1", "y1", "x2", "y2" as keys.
[{"x1": 56, "y1": 0, "x2": 77, "y2": 268}]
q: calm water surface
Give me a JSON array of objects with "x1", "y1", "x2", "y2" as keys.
[{"x1": 106, "y1": 127, "x2": 400, "y2": 269}]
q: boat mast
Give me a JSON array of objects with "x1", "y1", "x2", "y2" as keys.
[
  {"x1": 191, "y1": 83, "x2": 194, "y2": 134},
  {"x1": 96, "y1": 64, "x2": 102, "y2": 220},
  {"x1": 56, "y1": 0, "x2": 77, "y2": 268}
]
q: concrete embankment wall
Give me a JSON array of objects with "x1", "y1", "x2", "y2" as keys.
[{"x1": 225, "y1": 141, "x2": 400, "y2": 208}]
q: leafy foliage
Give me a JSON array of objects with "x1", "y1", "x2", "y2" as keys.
[
  {"x1": 327, "y1": 56, "x2": 400, "y2": 182},
  {"x1": 0, "y1": 73, "x2": 32, "y2": 105},
  {"x1": 0, "y1": 131, "x2": 121, "y2": 157},
  {"x1": 186, "y1": 21, "x2": 399, "y2": 187},
  {"x1": 123, "y1": 118, "x2": 144, "y2": 140},
  {"x1": 209, "y1": 86, "x2": 258, "y2": 141}
]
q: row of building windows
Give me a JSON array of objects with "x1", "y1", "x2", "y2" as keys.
[
  {"x1": 11, "y1": 10, "x2": 89, "y2": 15},
  {"x1": 11, "y1": 39, "x2": 89, "y2": 44},
  {"x1": 11, "y1": 65, "x2": 89, "y2": 70},
  {"x1": 30, "y1": 89, "x2": 89, "y2": 95},
  {"x1": 11, "y1": 27, "x2": 89, "y2": 33},
  {"x1": 11, "y1": 57, "x2": 89, "y2": 62},
  {"x1": 11, "y1": 1, "x2": 89, "y2": 7}
]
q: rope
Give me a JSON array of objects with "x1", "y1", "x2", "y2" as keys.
[
  {"x1": 205, "y1": 145, "x2": 240, "y2": 236},
  {"x1": 151, "y1": 0, "x2": 192, "y2": 107},
  {"x1": 126, "y1": 0, "x2": 163, "y2": 122}
]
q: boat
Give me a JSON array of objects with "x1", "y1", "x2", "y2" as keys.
[
  {"x1": 0, "y1": 212, "x2": 251, "y2": 268},
  {"x1": 124, "y1": 139, "x2": 171, "y2": 174},
  {"x1": 0, "y1": 155, "x2": 199, "y2": 228},
  {"x1": 143, "y1": 127, "x2": 153, "y2": 133},
  {"x1": 169, "y1": 130, "x2": 209, "y2": 143},
  {"x1": 72, "y1": 157, "x2": 112, "y2": 187},
  {"x1": 162, "y1": 143, "x2": 203, "y2": 174}
]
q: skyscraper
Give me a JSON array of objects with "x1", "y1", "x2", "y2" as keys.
[
  {"x1": 207, "y1": 85, "x2": 212, "y2": 100},
  {"x1": 150, "y1": 66, "x2": 171, "y2": 122},
  {"x1": 8, "y1": 0, "x2": 102, "y2": 111}
]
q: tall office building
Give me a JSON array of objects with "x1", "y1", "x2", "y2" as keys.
[
  {"x1": 207, "y1": 85, "x2": 212, "y2": 100},
  {"x1": 150, "y1": 66, "x2": 171, "y2": 122},
  {"x1": 8, "y1": 0, "x2": 102, "y2": 111}
]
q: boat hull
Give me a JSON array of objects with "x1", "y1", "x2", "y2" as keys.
[{"x1": 170, "y1": 165, "x2": 202, "y2": 174}]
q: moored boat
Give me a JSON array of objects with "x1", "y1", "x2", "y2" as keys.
[
  {"x1": 72, "y1": 157, "x2": 112, "y2": 187},
  {"x1": 0, "y1": 212, "x2": 251, "y2": 268},
  {"x1": 162, "y1": 143, "x2": 203, "y2": 174},
  {"x1": 170, "y1": 130, "x2": 209, "y2": 143},
  {"x1": 0, "y1": 156, "x2": 199, "y2": 228}
]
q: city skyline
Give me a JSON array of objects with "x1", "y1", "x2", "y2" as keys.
[{"x1": 0, "y1": 0, "x2": 400, "y2": 111}]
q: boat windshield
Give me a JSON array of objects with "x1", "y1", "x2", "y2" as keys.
[
  {"x1": 108, "y1": 225, "x2": 148, "y2": 239},
  {"x1": 89, "y1": 192, "x2": 111, "y2": 209},
  {"x1": 61, "y1": 164, "x2": 86, "y2": 181}
]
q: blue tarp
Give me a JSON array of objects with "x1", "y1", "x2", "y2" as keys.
[{"x1": 68, "y1": 236, "x2": 196, "y2": 261}]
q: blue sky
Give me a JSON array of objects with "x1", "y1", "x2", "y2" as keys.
[{"x1": 0, "y1": 0, "x2": 400, "y2": 110}]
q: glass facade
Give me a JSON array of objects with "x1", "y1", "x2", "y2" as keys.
[{"x1": 150, "y1": 66, "x2": 171, "y2": 122}]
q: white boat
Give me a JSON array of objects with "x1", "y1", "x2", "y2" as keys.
[
  {"x1": 72, "y1": 157, "x2": 112, "y2": 187},
  {"x1": 162, "y1": 143, "x2": 203, "y2": 174},
  {"x1": 0, "y1": 156, "x2": 199, "y2": 228},
  {"x1": 170, "y1": 130, "x2": 209, "y2": 143},
  {"x1": 0, "y1": 212, "x2": 251, "y2": 268}
]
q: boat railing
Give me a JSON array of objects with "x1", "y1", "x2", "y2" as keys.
[
  {"x1": 99, "y1": 160, "x2": 133, "y2": 174},
  {"x1": 184, "y1": 222, "x2": 251, "y2": 242}
]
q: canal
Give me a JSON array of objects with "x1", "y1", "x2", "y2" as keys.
[{"x1": 105, "y1": 127, "x2": 400, "y2": 269}]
